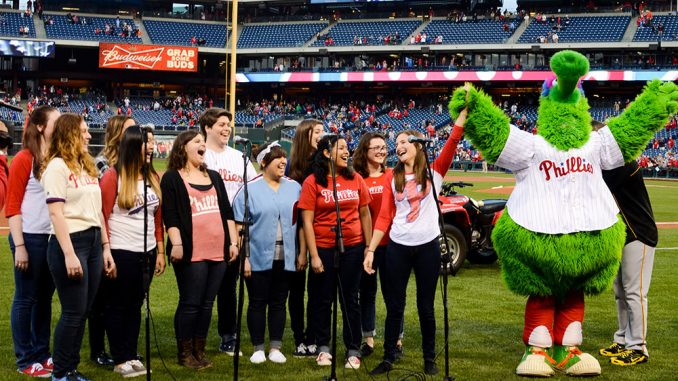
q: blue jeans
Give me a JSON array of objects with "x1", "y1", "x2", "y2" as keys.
[
  {"x1": 47, "y1": 227, "x2": 103, "y2": 378},
  {"x1": 10, "y1": 233, "x2": 54, "y2": 370},
  {"x1": 309, "y1": 245, "x2": 363, "y2": 357},
  {"x1": 174, "y1": 260, "x2": 226, "y2": 340},
  {"x1": 382, "y1": 239, "x2": 440, "y2": 363}
]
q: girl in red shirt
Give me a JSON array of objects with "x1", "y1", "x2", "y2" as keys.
[
  {"x1": 351, "y1": 132, "x2": 403, "y2": 358},
  {"x1": 365, "y1": 109, "x2": 467, "y2": 376},
  {"x1": 7, "y1": 106, "x2": 60, "y2": 377},
  {"x1": 299, "y1": 135, "x2": 372, "y2": 369}
]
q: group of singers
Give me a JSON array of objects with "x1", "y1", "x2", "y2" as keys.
[{"x1": 4, "y1": 105, "x2": 468, "y2": 380}]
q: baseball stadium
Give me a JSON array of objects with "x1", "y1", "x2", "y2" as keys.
[{"x1": 0, "y1": 0, "x2": 677, "y2": 380}]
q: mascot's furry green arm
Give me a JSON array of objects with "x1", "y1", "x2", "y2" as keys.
[{"x1": 447, "y1": 50, "x2": 678, "y2": 298}]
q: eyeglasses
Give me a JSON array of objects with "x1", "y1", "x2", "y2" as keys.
[{"x1": 368, "y1": 146, "x2": 387, "y2": 152}]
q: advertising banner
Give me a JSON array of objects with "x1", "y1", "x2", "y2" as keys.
[{"x1": 98, "y1": 43, "x2": 198, "y2": 72}]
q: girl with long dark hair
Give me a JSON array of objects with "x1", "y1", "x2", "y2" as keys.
[
  {"x1": 161, "y1": 130, "x2": 239, "y2": 370},
  {"x1": 365, "y1": 109, "x2": 467, "y2": 376},
  {"x1": 299, "y1": 134, "x2": 372, "y2": 369},
  {"x1": 90, "y1": 114, "x2": 136, "y2": 367},
  {"x1": 41, "y1": 113, "x2": 117, "y2": 381},
  {"x1": 100, "y1": 126, "x2": 164, "y2": 377},
  {"x1": 286, "y1": 119, "x2": 324, "y2": 357},
  {"x1": 6, "y1": 106, "x2": 60, "y2": 377}
]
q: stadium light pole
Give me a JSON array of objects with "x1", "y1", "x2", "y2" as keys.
[{"x1": 228, "y1": 0, "x2": 239, "y2": 144}]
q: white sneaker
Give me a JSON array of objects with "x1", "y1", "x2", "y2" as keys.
[
  {"x1": 345, "y1": 356, "x2": 361, "y2": 369},
  {"x1": 306, "y1": 344, "x2": 318, "y2": 356},
  {"x1": 250, "y1": 350, "x2": 266, "y2": 364},
  {"x1": 114, "y1": 361, "x2": 145, "y2": 378},
  {"x1": 316, "y1": 352, "x2": 332, "y2": 366},
  {"x1": 268, "y1": 350, "x2": 287, "y2": 364},
  {"x1": 293, "y1": 343, "x2": 308, "y2": 358},
  {"x1": 128, "y1": 359, "x2": 149, "y2": 375}
]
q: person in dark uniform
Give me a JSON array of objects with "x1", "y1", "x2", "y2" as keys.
[{"x1": 597, "y1": 121, "x2": 658, "y2": 367}]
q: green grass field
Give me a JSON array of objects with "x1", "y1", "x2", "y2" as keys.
[{"x1": 1, "y1": 169, "x2": 676, "y2": 381}]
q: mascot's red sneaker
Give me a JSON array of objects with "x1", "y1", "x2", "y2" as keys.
[
  {"x1": 516, "y1": 346, "x2": 556, "y2": 377},
  {"x1": 553, "y1": 345, "x2": 601, "y2": 376}
]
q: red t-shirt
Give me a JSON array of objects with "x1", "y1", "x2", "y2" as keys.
[
  {"x1": 365, "y1": 169, "x2": 391, "y2": 247},
  {"x1": 299, "y1": 173, "x2": 371, "y2": 249},
  {"x1": 185, "y1": 179, "x2": 225, "y2": 262}
]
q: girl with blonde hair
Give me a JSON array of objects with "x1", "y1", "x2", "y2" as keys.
[{"x1": 41, "y1": 113, "x2": 117, "y2": 381}]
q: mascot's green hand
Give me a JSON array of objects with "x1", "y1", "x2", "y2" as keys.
[
  {"x1": 655, "y1": 81, "x2": 678, "y2": 116},
  {"x1": 448, "y1": 84, "x2": 470, "y2": 120},
  {"x1": 608, "y1": 79, "x2": 678, "y2": 162}
]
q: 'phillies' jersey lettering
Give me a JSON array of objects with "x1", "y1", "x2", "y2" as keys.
[
  {"x1": 189, "y1": 194, "x2": 219, "y2": 213},
  {"x1": 129, "y1": 193, "x2": 160, "y2": 215},
  {"x1": 538, "y1": 156, "x2": 594, "y2": 181},
  {"x1": 68, "y1": 173, "x2": 99, "y2": 188},
  {"x1": 320, "y1": 188, "x2": 359, "y2": 204},
  {"x1": 369, "y1": 185, "x2": 384, "y2": 195},
  {"x1": 218, "y1": 168, "x2": 244, "y2": 184}
]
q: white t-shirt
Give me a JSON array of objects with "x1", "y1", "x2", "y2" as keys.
[
  {"x1": 204, "y1": 146, "x2": 257, "y2": 204},
  {"x1": 42, "y1": 158, "x2": 102, "y2": 234},
  {"x1": 108, "y1": 180, "x2": 160, "y2": 252},
  {"x1": 387, "y1": 169, "x2": 444, "y2": 246},
  {"x1": 496, "y1": 126, "x2": 624, "y2": 234}
]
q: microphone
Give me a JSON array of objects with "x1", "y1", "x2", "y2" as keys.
[
  {"x1": 408, "y1": 135, "x2": 432, "y2": 144},
  {"x1": 234, "y1": 136, "x2": 250, "y2": 145}
]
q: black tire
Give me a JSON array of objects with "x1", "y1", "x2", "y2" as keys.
[
  {"x1": 440, "y1": 224, "x2": 467, "y2": 276},
  {"x1": 467, "y1": 227, "x2": 498, "y2": 265},
  {"x1": 467, "y1": 249, "x2": 498, "y2": 264}
]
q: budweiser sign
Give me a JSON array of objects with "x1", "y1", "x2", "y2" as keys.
[{"x1": 98, "y1": 43, "x2": 198, "y2": 72}]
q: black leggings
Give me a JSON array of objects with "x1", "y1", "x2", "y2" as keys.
[
  {"x1": 246, "y1": 261, "x2": 290, "y2": 348},
  {"x1": 382, "y1": 239, "x2": 440, "y2": 363}
]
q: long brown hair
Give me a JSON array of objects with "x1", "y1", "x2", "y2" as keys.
[
  {"x1": 23, "y1": 106, "x2": 58, "y2": 179},
  {"x1": 393, "y1": 130, "x2": 428, "y2": 193},
  {"x1": 115, "y1": 126, "x2": 162, "y2": 209},
  {"x1": 167, "y1": 130, "x2": 207, "y2": 173},
  {"x1": 100, "y1": 115, "x2": 134, "y2": 167},
  {"x1": 288, "y1": 119, "x2": 322, "y2": 182},
  {"x1": 42, "y1": 114, "x2": 97, "y2": 178},
  {"x1": 352, "y1": 132, "x2": 386, "y2": 178}
]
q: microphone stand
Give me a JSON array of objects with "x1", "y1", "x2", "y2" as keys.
[
  {"x1": 422, "y1": 141, "x2": 455, "y2": 381},
  {"x1": 233, "y1": 142, "x2": 252, "y2": 381},
  {"x1": 327, "y1": 143, "x2": 344, "y2": 381},
  {"x1": 141, "y1": 128, "x2": 152, "y2": 381}
]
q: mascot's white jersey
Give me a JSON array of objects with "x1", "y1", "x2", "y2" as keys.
[{"x1": 496, "y1": 126, "x2": 624, "y2": 234}]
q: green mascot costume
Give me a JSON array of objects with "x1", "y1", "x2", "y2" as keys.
[{"x1": 449, "y1": 50, "x2": 677, "y2": 377}]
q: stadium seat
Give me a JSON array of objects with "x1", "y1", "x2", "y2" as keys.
[
  {"x1": 144, "y1": 20, "x2": 228, "y2": 48},
  {"x1": 518, "y1": 16, "x2": 630, "y2": 43},
  {"x1": 0, "y1": 11, "x2": 36, "y2": 38},
  {"x1": 238, "y1": 22, "x2": 328, "y2": 48},
  {"x1": 313, "y1": 19, "x2": 421, "y2": 46},
  {"x1": 44, "y1": 14, "x2": 142, "y2": 42}
]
